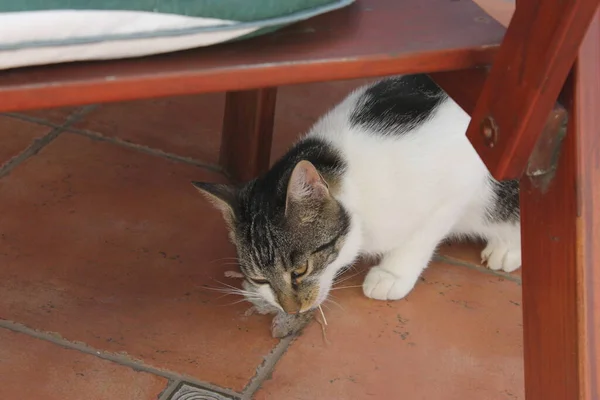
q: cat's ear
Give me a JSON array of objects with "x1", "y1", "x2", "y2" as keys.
[
  {"x1": 192, "y1": 181, "x2": 238, "y2": 225},
  {"x1": 286, "y1": 160, "x2": 330, "y2": 211}
]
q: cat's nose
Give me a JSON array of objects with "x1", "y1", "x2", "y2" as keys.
[
  {"x1": 279, "y1": 296, "x2": 301, "y2": 314},
  {"x1": 299, "y1": 304, "x2": 313, "y2": 314},
  {"x1": 282, "y1": 304, "x2": 301, "y2": 314}
]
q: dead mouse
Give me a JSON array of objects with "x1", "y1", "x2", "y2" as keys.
[
  {"x1": 242, "y1": 293, "x2": 315, "y2": 338},
  {"x1": 271, "y1": 311, "x2": 315, "y2": 338},
  {"x1": 226, "y1": 270, "x2": 316, "y2": 338}
]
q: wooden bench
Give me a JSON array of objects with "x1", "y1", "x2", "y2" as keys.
[{"x1": 0, "y1": 0, "x2": 598, "y2": 398}]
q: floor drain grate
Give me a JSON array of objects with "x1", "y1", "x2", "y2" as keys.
[{"x1": 167, "y1": 383, "x2": 236, "y2": 400}]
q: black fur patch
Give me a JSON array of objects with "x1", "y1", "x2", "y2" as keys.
[
  {"x1": 237, "y1": 137, "x2": 346, "y2": 220},
  {"x1": 488, "y1": 179, "x2": 520, "y2": 223},
  {"x1": 350, "y1": 74, "x2": 447, "y2": 134}
]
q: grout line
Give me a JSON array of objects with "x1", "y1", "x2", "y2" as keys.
[
  {"x1": 157, "y1": 379, "x2": 181, "y2": 400},
  {"x1": 433, "y1": 254, "x2": 522, "y2": 284},
  {"x1": 2, "y1": 112, "x2": 64, "y2": 129},
  {"x1": 0, "y1": 320, "x2": 241, "y2": 398},
  {"x1": 5, "y1": 107, "x2": 230, "y2": 178},
  {"x1": 0, "y1": 106, "x2": 96, "y2": 179},
  {"x1": 60, "y1": 105, "x2": 99, "y2": 128},
  {"x1": 241, "y1": 336, "x2": 295, "y2": 399},
  {"x1": 66, "y1": 127, "x2": 224, "y2": 173},
  {"x1": 0, "y1": 128, "x2": 61, "y2": 179},
  {"x1": 3, "y1": 105, "x2": 97, "y2": 130}
]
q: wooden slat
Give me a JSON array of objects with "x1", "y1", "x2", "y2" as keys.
[
  {"x1": 220, "y1": 88, "x2": 278, "y2": 182},
  {"x1": 431, "y1": 70, "x2": 567, "y2": 174},
  {"x1": 466, "y1": 0, "x2": 600, "y2": 180},
  {"x1": 430, "y1": 68, "x2": 489, "y2": 115},
  {"x1": 572, "y1": 12, "x2": 600, "y2": 400},
  {"x1": 520, "y1": 11, "x2": 600, "y2": 400},
  {"x1": 0, "y1": 0, "x2": 505, "y2": 113}
]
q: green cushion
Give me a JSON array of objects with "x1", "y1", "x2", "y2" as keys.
[
  {"x1": 0, "y1": 0, "x2": 338, "y2": 21},
  {"x1": 0, "y1": 0, "x2": 354, "y2": 70}
]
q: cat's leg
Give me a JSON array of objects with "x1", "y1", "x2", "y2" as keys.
[
  {"x1": 480, "y1": 222, "x2": 522, "y2": 273},
  {"x1": 449, "y1": 178, "x2": 522, "y2": 273},
  {"x1": 363, "y1": 222, "x2": 450, "y2": 301}
]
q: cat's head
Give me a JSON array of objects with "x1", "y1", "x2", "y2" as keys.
[{"x1": 193, "y1": 159, "x2": 356, "y2": 314}]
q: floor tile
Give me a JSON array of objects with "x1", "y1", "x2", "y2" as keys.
[
  {"x1": 438, "y1": 240, "x2": 486, "y2": 267},
  {"x1": 70, "y1": 80, "x2": 370, "y2": 168},
  {"x1": 255, "y1": 262, "x2": 524, "y2": 400},
  {"x1": 0, "y1": 133, "x2": 278, "y2": 391},
  {"x1": 0, "y1": 328, "x2": 167, "y2": 400},
  {"x1": 438, "y1": 240, "x2": 522, "y2": 279},
  {"x1": 0, "y1": 116, "x2": 54, "y2": 168},
  {"x1": 270, "y1": 79, "x2": 372, "y2": 161},
  {"x1": 14, "y1": 107, "x2": 83, "y2": 125},
  {"x1": 474, "y1": 0, "x2": 514, "y2": 26},
  {"x1": 71, "y1": 94, "x2": 225, "y2": 164}
]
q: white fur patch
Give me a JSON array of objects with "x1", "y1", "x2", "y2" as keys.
[{"x1": 306, "y1": 81, "x2": 521, "y2": 302}]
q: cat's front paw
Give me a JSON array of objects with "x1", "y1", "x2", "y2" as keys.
[
  {"x1": 362, "y1": 266, "x2": 415, "y2": 301},
  {"x1": 481, "y1": 241, "x2": 521, "y2": 273}
]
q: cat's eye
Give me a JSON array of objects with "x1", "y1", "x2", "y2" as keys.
[
  {"x1": 248, "y1": 277, "x2": 269, "y2": 285},
  {"x1": 291, "y1": 263, "x2": 309, "y2": 279}
]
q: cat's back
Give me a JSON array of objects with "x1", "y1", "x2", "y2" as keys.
[
  {"x1": 307, "y1": 74, "x2": 474, "y2": 174},
  {"x1": 307, "y1": 74, "x2": 457, "y2": 144},
  {"x1": 305, "y1": 75, "x2": 487, "y2": 250},
  {"x1": 350, "y1": 74, "x2": 449, "y2": 133}
]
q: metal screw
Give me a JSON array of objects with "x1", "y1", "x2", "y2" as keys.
[{"x1": 480, "y1": 116, "x2": 498, "y2": 148}]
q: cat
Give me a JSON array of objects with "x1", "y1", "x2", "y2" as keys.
[{"x1": 193, "y1": 74, "x2": 520, "y2": 336}]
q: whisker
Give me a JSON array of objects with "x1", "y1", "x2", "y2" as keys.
[
  {"x1": 333, "y1": 267, "x2": 348, "y2": 279},
  {"x1": 337, "y1": 262, "x2": 359, "y2": 275},
  {"x1": 200, "y1": 290, "x2": 249, "y2": 300},
  {"x1": 206, "y1": 288, "x2": 262, "y2": 300},
  {"x1": 325, "y1": 297, "x2": 346, "y2": 312},
  {"x1": 213, "y1": 292, "x2": 241, "y2": 301},
  {"x1": 202, "y1": 287, "x2": 246, "y2": 296},
  {"x1": 200, "y1": 282, "x2": 260, "y2": 300},
  {"x1": 201, "y1": 284, "x2": 243, "y2": 293},
  {"x1": 331, "y1": 285, "x2": 363, "y2": 291},
  {"x1": 318, "y1": 305, "x2": 328, "y2": 326},
  {"x1": 208, "y1": 257, "x2": 241, "y2": 265},
  {"x1": 211, "y1": 278, "x2": 244, "y2": 291},
  {"x1": 333, "y1": 270, "x2": 362, "y2": 285},
  {"x1": 334, "y1": 265, "x2": 361, "y2": 278},
  {"x1": 219, "y1": 298, "x2": 261, "y2": 307}
]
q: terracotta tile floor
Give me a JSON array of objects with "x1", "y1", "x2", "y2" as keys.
[{"x1": 0, "y1": 2, "x2": 522, "y2": 399}]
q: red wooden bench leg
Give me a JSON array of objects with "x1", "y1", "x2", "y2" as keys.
[
  {"x1": 220, "y1": 88, "x2": 277, "y2": 183},
  {"x1": 520, "y1": 12, "x2": 599, "y2": 400}
]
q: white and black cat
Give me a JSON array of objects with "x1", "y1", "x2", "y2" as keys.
[{"x1": 194, "y1": 74, "x2": 520, "y2": 336}]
